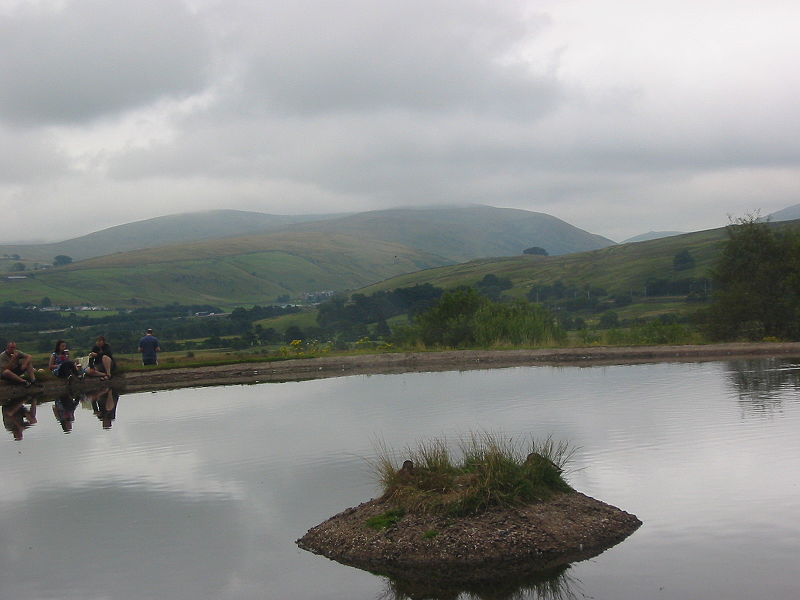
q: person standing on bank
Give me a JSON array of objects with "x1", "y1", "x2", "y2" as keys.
[
  {"x1": 139, "y1": 328, "x2": 160, "y2": 365},
  {"x1": 0, "y1": 341, "x2": 39, "y2": 387}
]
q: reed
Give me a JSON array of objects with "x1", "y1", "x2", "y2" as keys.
[{"x1": 371, "y1": 432, "x2": 575, "y2": 517}]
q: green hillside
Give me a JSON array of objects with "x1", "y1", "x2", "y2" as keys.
[
  {"x1": 0, "y1": 210, "x2": 344, "y2": 263},
  {"x1": 0, "y1": 232, "x2": 449, "y2": 308},
  {"x1": 359, "y1": 226, "x2": 727, "y2": 300},
  {"x1": 286, "y1": 205, "x2": 615, "y2": 261}
]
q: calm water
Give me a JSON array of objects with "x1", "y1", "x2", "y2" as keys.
[{"x1": 2, "y1": 359, "x2": 799, "y2": 599}]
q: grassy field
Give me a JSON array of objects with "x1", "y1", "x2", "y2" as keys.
[
  {"x1": 253, "y1": 310, "x2": 318, "y2": 331},
  {"x1": 360, "y1": 228, "x2": 724, "y2": 298},
  {"x1": 0, "y1": 232, "x2": 450, "y2": 308}
]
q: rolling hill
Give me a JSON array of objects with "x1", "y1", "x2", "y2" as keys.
[
  {"x1": 1, "y1": 205, "x2": 614, "y2": 269},
  {"x1": 622, "y1": 231, "x2": 684, "y2": 243},
  {"x1": 0, "y1": 210, "x2": 345, "y2": 263},
  {"x1": 0, "y1": 232, "x2": 450, "y2": 308},
  {"x1": 768, "y1": 203, "x2": 800, "y2": 222},
  {"x1": 358, "y1": 226, "x2": 730, "y2": 300},
  {"x1": 284, "y1": 205, "x2": 615, "y2": 261}
]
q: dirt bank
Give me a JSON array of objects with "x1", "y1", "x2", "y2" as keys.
[
  {"x1": 4, "y1": 341, "x2": 800, "y2": 400},
  {"x1": 296, "y1": 492, "x2": 642, "y2": 584},
  {"x1": 112, "y1": 341, "x2": 800, "y2": 393}
]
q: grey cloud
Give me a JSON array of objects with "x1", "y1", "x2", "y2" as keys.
[
  {"x1": 3, "y1": 1, "x2": 799, "y2": 244},
  {"x1": 0, "y1": 126, "x2": 68, "y2": 182},
  {"x1": 231, "y1": 0, "x2": 560, "y2": 118},
  {"x1": 0, "y1": 0, "x2": 212, "y2": 126}
]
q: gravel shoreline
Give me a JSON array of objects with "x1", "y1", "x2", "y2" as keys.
[
  {"x1": 297, "y1": 492, "x2": 642, "y2": 583},
  {"x1": 4, "y1": 341, "x2": 800, "y2": 400},
  {"x1": 116, "y1": 340, "x2": 800, "y2": 393}
]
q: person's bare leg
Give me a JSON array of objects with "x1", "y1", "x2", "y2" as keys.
[
  {"x1": 23, "y1": 359, "x2": 36, "y2": 382},
  {"x1": 101, "y1": 355, "x2": 113, "y2": 379},
  {"x1": 2, "y1": 368, "x2": 25, "y2": 384}
]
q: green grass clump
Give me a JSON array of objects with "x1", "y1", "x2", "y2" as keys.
[
  {"x1": 366, "y1": 509, "x2": 406, "y2": 530},
  {"x1": 372, "y1": 433, "x2": 575, "y2": 517}
]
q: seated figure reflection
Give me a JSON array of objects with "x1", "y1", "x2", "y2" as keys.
[
  {"x1": 53, "y1": 392, "x2": 80, "y2": 433},
  {"x1": 2, "y1": 398, "x2": 38, "y2": 441},
  {"x1": 85, "y1": 387, "x2": 120, "y2": 429}
]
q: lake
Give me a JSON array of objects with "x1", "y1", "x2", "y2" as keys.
[{"x1": 2, "y1": 358, "x2": 799, "y2": 599}]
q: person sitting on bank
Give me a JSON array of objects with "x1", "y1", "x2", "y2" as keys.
[
  {"x1": 0, "y1": 341, "x2": 39, "y2": 387},
  {"x1": 85, "y1": 335, "x2": 115, "y2": 380},
  {"x1": 48, "y1": 340, "x2": 84, "y2": 381},
  {"x1": 139, "y1": 328, "x2": 160, "y2": 366}
]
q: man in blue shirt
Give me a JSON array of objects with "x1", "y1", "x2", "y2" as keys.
[{"x1": 138, "y1": 328, "x2": 161, "y2": 365}]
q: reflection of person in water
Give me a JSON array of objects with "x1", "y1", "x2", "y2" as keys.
[
  {"x1": 87, "y1": 387, "x2": 120, "y2": 429},
  {"x1": 2, "y1": 399, "x2": 38, "y2": 441},
  {"x1": 53, "y1": 392, "x2": 80, "y2": 433}
]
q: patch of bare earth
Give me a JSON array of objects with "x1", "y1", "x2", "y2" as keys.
[{"x1": 297, "y1": 491, "x2": 641, "y2": 584}]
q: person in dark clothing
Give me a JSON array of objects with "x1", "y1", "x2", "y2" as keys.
[
  {"x1": 138, "y1": 328, "x2": 160, "y2": 365},
  {"x1": 48, "y1": 340, "x2": 83, "y2": 381},
  {"x1": 88, "y1": 387, "x2": 120, "y2": 429},
  {"x1": 85, "y1": 335, "x2": 114, "y2": 380}
]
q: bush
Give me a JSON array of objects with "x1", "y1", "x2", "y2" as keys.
[{"x1": 410, "y1": 288, "x2": 564, "y2": 348}]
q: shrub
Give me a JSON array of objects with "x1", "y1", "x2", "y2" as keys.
[{"x1": 411, "y1": 288, "x2": 564, "y2": 349}]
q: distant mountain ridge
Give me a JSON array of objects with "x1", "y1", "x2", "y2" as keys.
[
  {"x1": 0, "y1": 210, "x2": 343, "y2": 263},
  {"x1": 0, "y1": 204, "x2": 618, "y2": 307},
  {"x1": 767, "y1": 204, "x2": 800, "y2": 222},
  {"x1": 622, "y1": 231, "x2": 684, "y2": 243},
  {"x1": 1, "y1": 205, "x2": 614, "y2": 266},
  {"x1": 283, "y1": 206, "x2": 615, "y2": 261}
]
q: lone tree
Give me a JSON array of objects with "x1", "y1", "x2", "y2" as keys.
[
  {"x1": 523, "y1": 246, "x2": 549, "y2": 256},
  {"x1": 673, "y1": 249, "x2": 695, "y2": 271},
  {"x1": 53, "y1": 255, "x2": 73, "y2": 267},
  {"x1": 703, "y1": 215, "x2": 800, "y2": 340}
]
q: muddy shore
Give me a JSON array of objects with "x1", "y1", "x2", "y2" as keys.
[{"x1": 3, "y1": 341, "x2": 799, "y2": 400}]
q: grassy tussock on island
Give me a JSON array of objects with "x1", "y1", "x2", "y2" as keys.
[{"x1": 371, "y1": 433, "x2": 576, "y2": 518}]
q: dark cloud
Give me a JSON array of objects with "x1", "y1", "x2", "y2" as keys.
[{"x1": 0, "y1": 0, "x2": 212, "y2": 125}]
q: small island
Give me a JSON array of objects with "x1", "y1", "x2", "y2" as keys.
[{"x1": 297, "y1": 434, "x2": 641, "y2": 584}]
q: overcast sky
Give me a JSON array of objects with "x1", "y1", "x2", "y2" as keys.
[{"x1": 1, "y1": 0, "x2": 798, "y2": 243}]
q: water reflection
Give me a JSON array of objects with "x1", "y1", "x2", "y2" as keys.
[
  {"x1": 85, "y1": 387, "x2": 120, "y2": 429},
  {"x1": 2, "y1": 362, "x2": 800, "y2": 599},
  {"x1": 726, "y1": 358, "x2": 800, "y2": 415},
  {"x1": 53, "y1": 392, "x2": 79, "y2": 433},
  {"x1": 1, "y1": 397, "x2": 37, "y2": 440},
  {"x1": 3, "y1": 385, "x2": 123, "y2": 436},
  {"x1": 379, "y1": 564, "x2": 579, "y2": 600}
]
